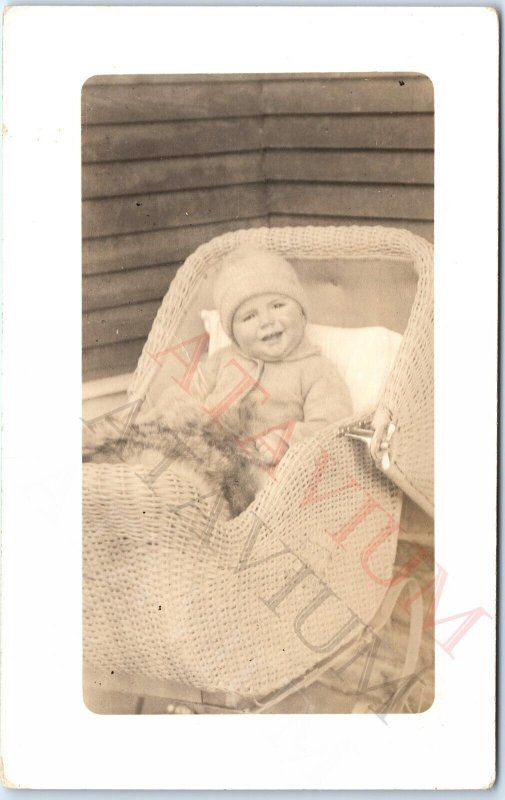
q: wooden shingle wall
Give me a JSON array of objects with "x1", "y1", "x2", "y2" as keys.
[{"x1": 82, "y1": 73, "x2": 433, "y2": 381}]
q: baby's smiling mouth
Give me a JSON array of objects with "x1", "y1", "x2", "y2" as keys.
[{"x1": 261, "y1": 330, "x2": 283, "y2": 342}]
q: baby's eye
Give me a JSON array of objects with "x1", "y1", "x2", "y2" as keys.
[
  {"x1": 242, "y1": 312, "x2": 256, "y2": 322},
  {"x1": 273, "y1": 302, "x2": 285, "y2": 309}
]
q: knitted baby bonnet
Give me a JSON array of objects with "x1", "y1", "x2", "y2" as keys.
[{"x1": 213, "y1": 247, "x2": 309, "y2": 339}]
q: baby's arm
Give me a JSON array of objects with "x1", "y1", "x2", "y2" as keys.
[
  {"x1": 252, "y1": 361, "x2": 352, "y2": 465},
  {"x1": 292, "y1": 359, "x2": 353, "y2": 443}
]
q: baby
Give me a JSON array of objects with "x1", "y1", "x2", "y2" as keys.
[
  {"x1": 195, "y1": 247, "x2": 352, "y2": 469},
  {"x1": 84, "y1": 247, "x2": 354, "y2": 516}
]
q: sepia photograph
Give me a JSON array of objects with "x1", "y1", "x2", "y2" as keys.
[
  {"x1": 81, "y1": 72, "x2": 435, "y2": 716},
  {"x1": 2, "y1": 4, "x2": 497, "y2": 789}
]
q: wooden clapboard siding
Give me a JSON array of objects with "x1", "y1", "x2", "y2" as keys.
[
  {"x1": 83, "y1": 301, "x2": 160, "y2": 348},
  {"x1": 82, "y1": 118, "x2": 263, "y2": 163},
  {"x1": 265, "y1": 150, "x2": 433, "y2": 185},
  {"x1": 83, "y1": 184, "x2": 268, "y2": 238},
  {"x1": 82, "y1": 75, "x2": 433, "y2": 124},
  {"x1": 82, "y1": 81, "x2": 263, "y2": 124},
  {"x1": 84, "y1": 74, "x2": 273, "y2": 87},
  {"x1": 82, "y1": 217, "x2": 268, "y2": 275},
  {"x1": 85, "y1": 72, "x2": 428, "y2": 86},
  {"x1": 82, "y1": 152, "x2": 264, "y2": 199},
  {"x1": 83, "y1": 73, "x2": 433, "y2": 382},
  {"x1": 85, "y1": 75, "x2": 261, "y2": 85},
  {"x1": 83, "y1": 263, "x2": 180, "y2": 311},
  {"x1": 262, "y1": 76, "x2": 434, "y2": 114},
  {"x1": 268, "y1": 183, "x2": 433, "y2": 221},
  {"x1": 263, "y1": 115, "x2": 433, "y2": 150},
  {"x1": 84, "y1": 339, "x2": 147, "y2": 381}
]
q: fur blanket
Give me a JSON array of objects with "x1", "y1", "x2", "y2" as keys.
[{"x1": 83, "y1": 399, "x2": 263, "y2": 517}]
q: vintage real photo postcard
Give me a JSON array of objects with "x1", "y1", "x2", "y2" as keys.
[
  {"x1": 2, "y1": 5, "x2": 498, "y2": 790},
  {"x1": 81, "y1": 70, "x2": 436, "y2": 717}
]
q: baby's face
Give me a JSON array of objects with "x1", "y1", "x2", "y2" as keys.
[{"x1": 232, "y1": 293, "x2": 306, "y2": 361}]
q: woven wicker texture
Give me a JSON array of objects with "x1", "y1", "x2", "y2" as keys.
[{"x1": 83, "y1": 225, "x2": 433, "y2": 698}]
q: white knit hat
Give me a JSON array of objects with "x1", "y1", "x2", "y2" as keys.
[{"x1": 213, "y1": 247, "x2": 309, "y2": 339}]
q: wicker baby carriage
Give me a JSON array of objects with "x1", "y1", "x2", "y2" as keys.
[{"x1": 83, "y1": 225, "x2": 433, "y2": 713}]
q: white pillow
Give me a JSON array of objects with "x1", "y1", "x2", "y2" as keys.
[{"x1": 200, "y1": 309, "x2": 402, "y2": 416}]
